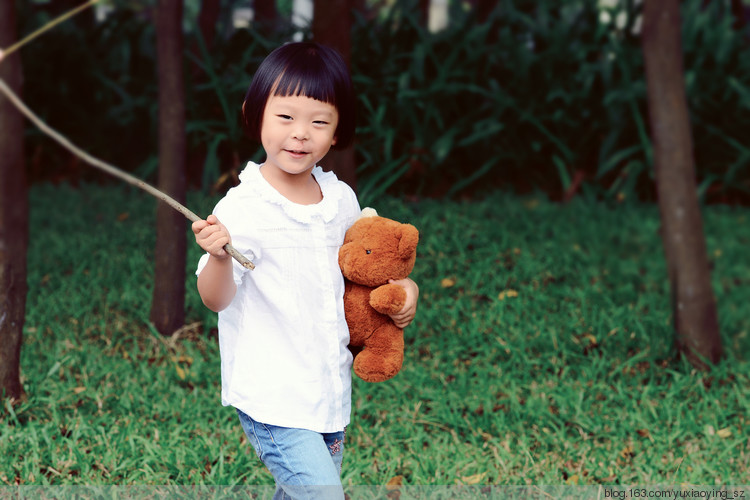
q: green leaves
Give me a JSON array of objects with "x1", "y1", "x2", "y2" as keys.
[{"x1": 15, "y1": 0, "x2": 750, "y2": 200}]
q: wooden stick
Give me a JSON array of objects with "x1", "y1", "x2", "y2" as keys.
[
  {"x1": 0, "y1": 77, "x2": 255, "y2": 270},
  {"x1": 0, "y1": 0, "x2": 102, "y2": 63}
]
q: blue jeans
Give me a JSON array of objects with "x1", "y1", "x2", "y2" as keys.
[{"x1": 236, "y1": 409, "x2": 345, "y2": 500}]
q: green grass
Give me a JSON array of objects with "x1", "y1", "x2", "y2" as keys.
[{"x1": 2, "y1": 184, "x2": 748, "y2": 486}]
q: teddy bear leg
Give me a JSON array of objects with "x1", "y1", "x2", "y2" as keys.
[{"x1": 353, "y1": 323, "x2": 404, "y2": 383}]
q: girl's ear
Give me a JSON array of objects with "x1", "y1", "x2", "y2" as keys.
[{"x1": 331, "y1": 135, "x2": 338, "y2": 146}]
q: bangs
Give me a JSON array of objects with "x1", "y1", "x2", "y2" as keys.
[{"x1": 272, "y1": 63, "x2": 339, "y2": 108}]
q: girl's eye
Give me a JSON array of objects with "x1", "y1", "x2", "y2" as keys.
[{"x1": 277, "y1": 115, "x2": 292, "y2": 120}]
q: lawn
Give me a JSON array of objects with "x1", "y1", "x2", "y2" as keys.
[{"x1": 1, "y1": 183, "x2": 748, "y2": 490}]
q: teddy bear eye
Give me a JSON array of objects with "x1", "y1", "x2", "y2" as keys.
[{"x1": 366, "y1": 249, "x2": 372, "y2": 254}]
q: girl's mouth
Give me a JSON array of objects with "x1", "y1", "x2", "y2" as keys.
[{"x1": 285, "y1": 149, "x2": 309, "y2": 158}]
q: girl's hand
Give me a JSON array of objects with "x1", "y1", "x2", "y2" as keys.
[
  {"x1": 192, "y1": 215, "x2": 232, "y2": 259},
  {"x1": 388, "y1": 277, "x2": 419, "y2": 328}
]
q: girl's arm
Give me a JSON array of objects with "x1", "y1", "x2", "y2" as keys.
[
  {"x1": 387, "y1": 277, "x2": 419, "y2": 328},
  {"x1": 192, "y1": 215, "x2": 237, "y2": 312}
]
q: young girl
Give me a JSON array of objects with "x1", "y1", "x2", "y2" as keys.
[{"x1": 191, "y1": 42, "x2": 418, "y2": 499}]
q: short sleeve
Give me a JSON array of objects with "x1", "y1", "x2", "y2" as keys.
[
  {"x1": 340, "y1": 181, "x2": 361, "y2": 225},
  {"x1": 195, "y1": 253, "x2": 248, "y2": 286},
  {"x1": 194, "y1": 191, "x2": 261, "y2": 285}
]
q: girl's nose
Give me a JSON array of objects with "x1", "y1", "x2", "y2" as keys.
[{"x1": 292, "y1": 124, "x2": 309, "y2": 141}]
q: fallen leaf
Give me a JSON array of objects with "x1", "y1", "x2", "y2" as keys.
[
  {"x1": 461, "y1": 473, "x2": 486, "y2": 485},
  {"x1": 117, "y1": 212, "x2": 130, "y2": 222},
  {"x1": 636, "y1": 429, "x2": 650, "y2": 438},
  {"x1": 177, "y1": 355, "x2": 194, "y2": 365},
  {"x1": 386, "y1": 475, "x2": 403, "y2": 489},
  {"x1": 716, "y1": 427, "x2": 732, "y2": 438},
  {"x1": 441, "y1": 278, "x2": 456, "y2": 288},
  {"x1": 72, "y1": 387, "x2": 86, "y2": 394},
  {"x1": 565, "y1": 474, "x2": 579, "y2": 485},
  {"x1": 175, "y1": 365, "x2": 186, "y2": 380},
  {"x1": 498, "y1": 289, "x2": 518, "y2": 300}
]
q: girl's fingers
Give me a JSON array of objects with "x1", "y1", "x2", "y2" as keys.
[
  {"x1": 193, "y1": 215, "x2": 223, "y2": 234},
  {"x1": 191, "y1": 219, "x2": 208, "y2": 234},
  {"x1": 193, "y1": 216, "x2": 232, "y2": 258},
  {"x1": 202, "y1": 224, "x2": 229, "y2": 242}
]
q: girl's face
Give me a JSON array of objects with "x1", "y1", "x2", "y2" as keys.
[{"x1": 260, "y1": 93, "x2": 339, "y2": 179}]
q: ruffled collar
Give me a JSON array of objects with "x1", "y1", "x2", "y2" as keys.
[{"x1": 237, "y1": 161, "x2": 343, "y2": 224}]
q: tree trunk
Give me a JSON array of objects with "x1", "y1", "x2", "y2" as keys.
[
  {"x1": 474, "y1": 0, "x2": 498, "y2": 24},
  {"x1": 186, "y1": 0, "x2": 222, "y2": 187},
  {"x1": 418, "y1": 0, "x2": 430, "y2": 27},
  {"x1": 471, "y1": 0, "x2": 499, "y2": 43},
  {"x1": 198, "y1": 0, "x2": 221, "y2": 47},
  {"x1": 312, "y1": 0, "x2": 358, "y2": 193},
  {"x1": 151, "y1": 0, "x2": 187, "y2": 335},
  {"x1": 0, "y1": 0, "x2": 28, "y2": 401},
  {"x1": 641, "y1": 0, "x2": 722, "y2": 368},
  {"x1": 255, "y1": 0, "x2": 279, "y2": 32},
  {"x1": 730, "y1": 0, "x2": 749, "y2": 31}
]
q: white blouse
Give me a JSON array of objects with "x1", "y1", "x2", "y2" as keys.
[{"x1": 196, "y1": 161, "x2": 361, "y2": 433}]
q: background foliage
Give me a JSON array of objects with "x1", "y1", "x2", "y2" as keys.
[{"x1": 15, "y1": 0, "x2": 750, "y2": 203}]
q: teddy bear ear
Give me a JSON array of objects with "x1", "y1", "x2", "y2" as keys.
[
  {"x1": 397, "y1": 224, "x2": 419, "y2": 259},
  {"x1": 359, "y1": 207, "x2": 378, "y2": 219}
]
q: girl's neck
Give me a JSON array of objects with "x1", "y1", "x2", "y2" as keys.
[{"x1": 259, "y1": 164, "x2": 323, "y2": 205}]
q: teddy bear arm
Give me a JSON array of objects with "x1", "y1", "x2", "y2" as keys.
[{"x1": 369, "y1": 283, "x2": 407, "y2": 315}]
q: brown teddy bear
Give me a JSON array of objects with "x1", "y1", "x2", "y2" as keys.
[{"x1": 339, "y1": 208, "x2": 419, "y2": 382}]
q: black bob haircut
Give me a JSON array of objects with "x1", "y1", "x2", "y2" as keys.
[{"x1": 242, "y1": 42, "x2": 356, "y2": 150}]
